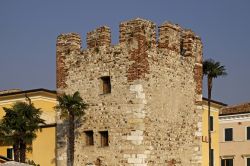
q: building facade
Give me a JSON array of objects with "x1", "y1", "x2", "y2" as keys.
[
  {"x1": 219, "y1": 102, "x2": 250, "y2": 166},
  {"x1": 202, "y1": 98, "x2": 226, "y2": 166},
  {"x1": 56, "y1": 18, "x2": 203, "y2": 165},
  {"x1": 0, "y1": 89, "x2": 57, "y2": 166}
]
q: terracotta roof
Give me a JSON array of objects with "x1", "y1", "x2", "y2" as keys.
[{"x1": 220, "y1": 102, "x2": 250, "y2": 115}]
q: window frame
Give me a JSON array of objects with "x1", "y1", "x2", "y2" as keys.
[
  {"x1": 99, "y1": 131, "x2": 109, "y2": 147},
  {"x1": 7, "y1": 148, "x2": 13, "y2": 159},
  {"x1": 210, "y1": 148, "x2": 214, "y2": 166},
  {"x1": 246, "y1": 157, "x2": 250, "y2": 166},
  {"x1": 245, "y1": 157, "x2": 250, "y2": 166},
  {"x1": 246, "y1": 126, "x2": 250, "y2": 140},
  {"x1": 100, "y1": 76, "x2": 111, "y2": 94},
  {"x1": 84, "y1": 130, "x2": 94, "y2": 146},
  {"x1": 224, "y1": 128, "x2": 233, "y2": 142},
  {"x1": 210, "y1": 116, "x2": 214, "y2": 132},
  {"x1": 221, "y1": 158, "x2": 233, "y2": 166}
]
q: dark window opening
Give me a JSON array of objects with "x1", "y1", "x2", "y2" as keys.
[
  {"x1": 85, "y1": 130, "x2": 94, "y2": 146},
  {"x1": 66, "y1": 49, "x2": 71, "y2": 54},
  {"x1": 221, "y1": 159, "x2": 233, "y2": 166},
  {"x1": 7, "y1": 148, "x2": 13, "y2": 159},
  {"x1": 247, "y1": 158, "x2": 250, "y2": 166},
  {"x1": 210, "y1": 116, "x2": 214, "y2": 131},
  {"x1": 247, "y1": 127, "x2": 250, "y2": 140},
  {"x1": 180, "y1": 39, "x2": 185, "y2": 56},
  {"x1": 100, "y1": 131, "x2": 109, "y2": 147},
  {"x1": 101, "y1": 76, "x2": 111, "y2": 94},
  {"x1": 225, "y1": 128, "x2": 233, "y2": 141},
  {"x1": 210, "y1": 149, "x2": 214, "y2": 166}
]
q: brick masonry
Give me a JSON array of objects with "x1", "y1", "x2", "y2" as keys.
[{"x1": 56, "y1": 18, "x2": 203, "y2": 166}]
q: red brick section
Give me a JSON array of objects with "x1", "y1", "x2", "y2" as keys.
[
  {"x1": 56, "y1": 33, "x2": 81, "y2": 89},
  {"x1": 166, "y1": 159, "x2": 181, "y2": 166},
  {"x1": 182, "y1": 30, "x2": 197, "y2": 57},
  {"x1": 127, "y1": 34, "x2": 150, "y2": 82},
  {"x1": 120, "y1": 19, "x2": 156, "y2": 82},
  {"x1": 182, "y1": 30, "x2": 203, "y2": 96},
  {"x1": 56, "y1": 54, "x2": 67, "y2": 89},
  {"x1": 221, "y1": 102, "x2": 250, "y2": 115},
  {"x1": 194, "y1": 64, "x2": 203, "y2": 95},
  {"x1": 86, "y1": 26, "x2": 111, "y2": 48},
  {"x1": 158, "y1": 22, "x2": 182, "y2": 53}
]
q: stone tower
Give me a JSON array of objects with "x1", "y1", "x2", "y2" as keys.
[{"x1": 56, "y1": 18, "x2": 203, "y2": 166}]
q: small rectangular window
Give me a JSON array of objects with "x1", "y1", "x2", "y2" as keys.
[
  {"x1": 99, "y1": 131, "x2": 109, "y2": 147},
  {"x1": 85, "y1": 130, "x2": 94, "y2": 146},
  {"x1": 225, "y1": 128, "x2": 233, "y2": 141},
  {"x1": 7, "y1": 148, "x2": 13, "y2": 159},
  {"x1": 210, "y1": 116, "x2": 214, "y2": 131},
  {"x1": 221, "y1": 159, "x2": 233, "y2": 166},
  {"x1": 247, "y1": 158, "x2": 250, "y2": 166},
  {"x1": 247, "y1": 127, "x2": 250, "y2": 140},
  {"x1": 101, "y1": 76, "x2": 111, "y2": 94}
]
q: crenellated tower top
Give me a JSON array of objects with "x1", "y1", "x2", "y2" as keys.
[
  {"x1": 56, "y1": 18, "x2": 203, "y2": 91},
  {"x1": 56, "y1": 18, "x2": 202, "y2": 59}
]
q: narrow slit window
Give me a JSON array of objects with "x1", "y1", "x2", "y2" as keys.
[
  {"x1": 210, "y1": 149, "x2": 214, "y2": 166},
  {"x1": 7, "y1": 148, "x2": 13, "y2": 159},
  {"x1": 101, "y1": 76, "x2": 111, "y2": 94},
  {"x1": 210, "y1": 116, "x2": 214, "y2": 131},
  {"x1": 99, "y1": 131, "x2": 109, "y2": 147},
  {"x1": 225, "y1": 128, "x2": 233, "y2": 141},
  {"x1": 247, "y1": 127, "x2": 250, "y2": 140},
  {"x1": 85, "y1": 130, "x2": 94, "y2": 146}
]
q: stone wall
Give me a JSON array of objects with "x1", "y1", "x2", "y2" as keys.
[{"x1": 56, "y1": 18, "x2": 203, "y2": 166}]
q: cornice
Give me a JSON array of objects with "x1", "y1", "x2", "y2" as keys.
[{"x1": 219, "y1": 113, "x2": 250, "y2": 123}]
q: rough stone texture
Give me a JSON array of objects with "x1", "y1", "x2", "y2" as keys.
[
  {"x1": 56, "y1": 18, "x2": 203, "y2": 166},
  {"x1": 56, "y1": 33, "x2": 81, "y2": 89}
]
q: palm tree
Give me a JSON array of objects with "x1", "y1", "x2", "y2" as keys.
[
  {"x1": 0, "y1": 102, "x2": 45, "y2": 162},
  {"x1": 55, "y1": 91, "x2": 87, "y2": 166},
  {"x1": 203, "y1": 59, "x2": 227, "y2": 166},
  {"x1": 0, "y1": 108, "x2": 20, "y2": 161}
]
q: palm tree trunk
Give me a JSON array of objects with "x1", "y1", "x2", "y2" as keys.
[
  {"x1": 20, "y1": 139, "x2": 26, "y2": 163},
  {"x1": 208, "y1": 77, "x2": 213, "y2": 166},
  {"x1": 13, "y1": 141, "x2": 20, "y2": 162},
  {"x1": 67, "y1": 112, "x2": 75, "y2": 166}
]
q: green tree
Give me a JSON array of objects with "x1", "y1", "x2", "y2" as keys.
[
  {"x1": 55, "y1": 91, "x2": 87, "y2": 166},
  {"x1": 0, "y1": 102, "x2": 45, "y2": 163},
  {"x1": 203, "y1": 59, "x2": 227, "y2": 166}
]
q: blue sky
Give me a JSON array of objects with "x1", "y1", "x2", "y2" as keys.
[{"x1": 0, "y1": 0, "x2": 250, "y2": 105}]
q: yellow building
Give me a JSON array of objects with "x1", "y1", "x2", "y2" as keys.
[
  {"x1": 202, "y1": 98, "x2": 227, "y2": 166},
  {"x1": 0, "y1": 89, "x2": 57, "y2": 166}
]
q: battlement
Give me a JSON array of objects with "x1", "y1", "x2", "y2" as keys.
[
  {"x1": 56, "y1": 17, "x2": 203, "y2": 92},
  {"x1": 56, "y1": 18, "x2": 202, "y2": 60},
  {"x1": 87, "y1": 26, "x2": 111, "y2": 48}
]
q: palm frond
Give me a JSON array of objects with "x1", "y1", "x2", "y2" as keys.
[
  {"x1": 0, "y1": 101, "x2": 45, "y2": 146},
  {"x1": 203, "y1": 58, "x2": 227, "y2": 79},
  {"x1": 55, "y1": 91, "x2": 88, "y2": 120}
]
